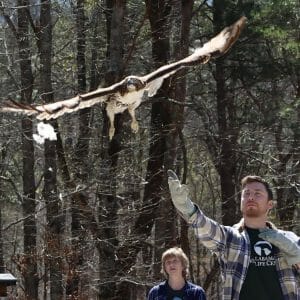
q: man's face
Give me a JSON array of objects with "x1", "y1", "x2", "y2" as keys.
[
  {"x1": 164, "y1": 256, "x2": 184, "y2": 277},
  {"x1": 241, "y1": 181, "x2": 273, "y2": 217}
]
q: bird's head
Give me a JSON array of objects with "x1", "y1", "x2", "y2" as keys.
[{"x1": 120, "y1": 76, "x2": 146, "y2": 95}]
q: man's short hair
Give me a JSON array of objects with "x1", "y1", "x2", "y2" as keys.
[
  {"x1": 241, "y1": 175, "x2": 273, "y2": 200},
  {"x1": 161, "y1": 247, "x2": 189, "y2": 279}
]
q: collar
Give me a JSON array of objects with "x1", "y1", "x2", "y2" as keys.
[{"x1": 233, "y1": 218, "x2": 278, "y2": 233}]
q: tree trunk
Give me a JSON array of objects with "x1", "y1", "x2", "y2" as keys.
[
  {"x1": 97, "y1": 0, "x2": 125, "y2": 299},
  {"x1": 147, "y1": 0, "x2": 174, "y2": 280},
  {"x1": 17, "y1": 1, "x2": 39, "y2": 298},
  {"x1": 22, "y1": 118, "x2": 39, "y2": 300},
  {"x1": 66, "y1": 0, "x2": 89, "y2": 297},
  {"x1": 38, "y1": 0, "x2": 64, "y2": 298},
  {"x1": 213, "y1": 3, "x2": 239, "y2": 226},
  {"x1": 171, "y1": 0, "x2": 194, "y2": 280},
  {"x1": 197, "y1": 2, "x2": 241, "y2": 292},
  {"x1": 74, "y1": 0, "x2": 90, "y2": 179}
]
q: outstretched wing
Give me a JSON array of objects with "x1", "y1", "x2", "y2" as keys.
[
  {"x1": 0, "y1": 16, "x2": 246, "y2": 120},
  {"x1": 141, "y1": 16, "x2": 247, "y2": 96},
  {"x1": 0, "y1": 80, "x2": 126, "y2": 120}
]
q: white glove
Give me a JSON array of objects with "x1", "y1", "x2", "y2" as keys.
[
  {"x1": 167, "y1": 170, "x2": 196, "y2": 218},
  {"x1": 259, "y1": 228, "x2": 300, "y2": 265}
]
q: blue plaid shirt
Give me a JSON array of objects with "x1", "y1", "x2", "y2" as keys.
[
  {"x1": 147, "y1": 280, "x2": 206, "y2": 300},
  {"x1": 188, "y1": 209, "x2": 300, "y2": 300}
]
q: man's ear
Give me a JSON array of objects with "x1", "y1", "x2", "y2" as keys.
[{"x1": 268, "y1": 200, "x2": 274, "y2": 210}]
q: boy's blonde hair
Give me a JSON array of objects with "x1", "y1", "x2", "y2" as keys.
[{"x1": 161, "y1": 247, "x2": 189, "y2": 279}]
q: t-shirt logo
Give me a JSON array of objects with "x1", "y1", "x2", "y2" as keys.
[
  {"x1": 254, "y1": 241, "x2": 272, "y2": 256},
  {"x1": 251, "y1": 240, "x2": 276, "y2": 267}
]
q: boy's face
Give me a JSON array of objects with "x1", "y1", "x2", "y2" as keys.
[
  {"x1": 164, "y1": 255, "x2": 184, "y2": 277},
  {"x1": 241, "y1": 181, "x2": 273, "y2": 217}
]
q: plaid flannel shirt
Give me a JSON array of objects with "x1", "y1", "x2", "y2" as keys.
[{"x1": 188, "y1": 208, "x2": 300, "y2": 300}]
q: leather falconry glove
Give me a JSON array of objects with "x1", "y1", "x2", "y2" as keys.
[
  {"x1": 259, "y1": 228, "x2": 300, "y2": 266},
  {"x1": 167, "y1": 170, "x2": 196, "y2": 218}
]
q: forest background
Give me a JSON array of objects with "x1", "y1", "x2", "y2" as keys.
[{"x1": 0, "y1": 0, "x2": 299, "y2": 299}]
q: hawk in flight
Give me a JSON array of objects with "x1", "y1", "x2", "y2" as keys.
[{"x1": 0, "y1": 17, "x2": 246, "y2": 140}]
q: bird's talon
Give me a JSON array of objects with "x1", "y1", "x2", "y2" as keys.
[
  {"x1": 109, "y1": 127, "x2": 115, "y2": 140},
  {"x1": 131, "y1": 121, "x2": 139, "y2": 133}
]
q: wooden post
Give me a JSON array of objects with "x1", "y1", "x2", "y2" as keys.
[{"x1": 0, "y1": 273, "x2": 17, "y2": 298}]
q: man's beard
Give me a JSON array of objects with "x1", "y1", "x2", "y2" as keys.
[
  {"x1": 243, "y1": 207, "x2": 266, "y2": 218},
  {"x1": 244, "y1": 209, "x2": 260, "y2": 217}
]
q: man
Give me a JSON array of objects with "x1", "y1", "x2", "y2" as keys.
[
  {"x1": 168, "y1": 171, "x2": 300, "y2": 300},
  {"x1": 147, "y1": 247, "x2": 206, "y2": 300}
]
